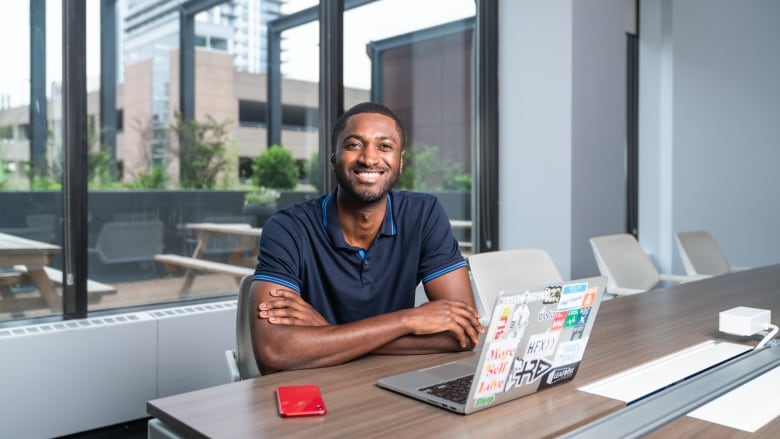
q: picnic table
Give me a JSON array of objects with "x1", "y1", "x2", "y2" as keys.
[
  {"x1": 0, "y1": 232, "x2": 115, "y2": 312},
  {"x1": 155, "y1": 223, "x2": 261, "y2": 295}
]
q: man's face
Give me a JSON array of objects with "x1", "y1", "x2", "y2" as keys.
[{"x1": 332, "y1": 112, "x2": 404, "y2": 204}]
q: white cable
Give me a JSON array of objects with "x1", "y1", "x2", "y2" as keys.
[{"x1": 755, "y1": 324, "x2": 779, "y2": 350}]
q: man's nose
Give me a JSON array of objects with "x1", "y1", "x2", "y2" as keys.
[{"x1": 359, "y1": 145, "x2": 380, "y2": 165}]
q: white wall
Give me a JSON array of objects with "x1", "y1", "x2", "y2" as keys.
[
  {"x1": 499, "y1": 0, "x2": 627, "y2": 279},
  {"x1": 639, "y1": 0, "x2": 780, "y2": 273},
  {"x1": 499, "y1": 0, "x2": 780, "y2": 278},
  {"x1": 0, "y1": 302, "x2": 235, "y2": 438}
]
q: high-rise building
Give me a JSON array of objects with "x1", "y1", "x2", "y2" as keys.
[{"x1": 123, "y1": 0, "x2": 284, "y2": 74}]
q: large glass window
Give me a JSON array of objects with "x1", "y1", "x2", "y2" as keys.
[
  {"x1": 0, "y1": 1, "x2": 64, "y2": 321},
  {"x1": 344, "y1": 0, "x2": 476, "y2": 253},
  {"x1": 1, "y1": 0, "x2": 489, "y2": 324}
]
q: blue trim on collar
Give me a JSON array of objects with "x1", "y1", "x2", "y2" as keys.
[{"x1": 321, "y1": 192, "x2": 334, "y2": 229}]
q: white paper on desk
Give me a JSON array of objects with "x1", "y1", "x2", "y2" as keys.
[
  {"x1": 578, "y1": 341, "x2": 750, "y2": 403},
  {"x1": 687, "y1": 365, "x2": 780, "y2": 433}
]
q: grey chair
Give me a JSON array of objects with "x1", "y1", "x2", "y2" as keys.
[
  {"x1": 675, "y1": 230, "x2": 748, "y2": 277},
  {"x1": 468, "y1": 249, "x2": 563, "y2": 321},
  {"x1": 590, "y1": 233, "x2": 700, "y2": 297},
  {"x1": 225, "y1": 274, "x2": 262, "y2": 381}
]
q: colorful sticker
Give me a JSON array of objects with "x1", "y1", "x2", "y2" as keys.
[
  {"x1": 504, "y1": 356, "x2": 553, "y2": 391},
  {"x1": 523, "y1": 332, "x2": 560, "y2": 360},
  {"x1": 577, "y1": 307, "x2": 592, "y2": 326},
  {"x1": 553, "y1": 338, "x2": 589, "y2": 366},
  {"x1": 563, "y1": 308, "x2": 582, "y2": 328},
  {"x1": 542, "y1": 286, "x2": 562, "y2": 304},
  {"x1": 551, "y1": 310, "x2": 568, "y2": 331},
  {"x1": 486, "y1": 304, "x2": 513, "y2": 342},
  {"x1": 557, "y1": 282, "x2": 588, "y2": 311},
  {"x1": 537, "y1": 305, "x2": 556, "y2": 322},
  {"x1": 538, "y1": 364, "x2": 580, "y2": 390},
  {"x1": 474, "y1": 339, "x2": 517, "y2": 398},
  {"x1": 582, "y1": 287, "x2": 598, "y2": 308}
]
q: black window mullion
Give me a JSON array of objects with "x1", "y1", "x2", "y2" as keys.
[
  {"x1": 62, "y1": 0, "x2": 89, "y2": 319},
  {"x1": 318, "y1": 0, "x2": 343, "y2": 194},
  {"x1": 474, "y1": 0, "x2": 499, "y2": 253}
]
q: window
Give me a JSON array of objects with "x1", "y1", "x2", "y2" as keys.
[{"x1": 1, "y1": 0, "x2": 494, "y2": 324}]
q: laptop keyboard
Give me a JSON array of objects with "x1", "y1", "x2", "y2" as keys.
[{"x1": 420, "y1": 374, "x2": 474, "y2": 404}]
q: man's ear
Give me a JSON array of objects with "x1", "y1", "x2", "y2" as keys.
[
  {"x1": 400, "y1": 149, "x2": 405, "y2": 173},
  {"x1": 330, "y1": 152, "x2": 336, "y2": 169}
]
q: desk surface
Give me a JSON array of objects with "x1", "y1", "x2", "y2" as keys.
[{"x1": 148, "y1": 264, "x2": 780, "y2": 438}]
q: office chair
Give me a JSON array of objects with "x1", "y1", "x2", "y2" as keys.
[
  {"x1": 225, "y1": 274, "x2": 262, "y2": 382},
  {"x1": 590, "y1": 233, "x2": 699, "y2": 297},
  {"x1": 675, "y1": 230, "x2": 748, "y2": 277},
  {"x1": 468, "y1": 249, "x2": 563, "y2": 320}
]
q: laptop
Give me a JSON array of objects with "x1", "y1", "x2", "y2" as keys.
[{"x1": 377, "y1": 276, "x2": 607, "y2": 414}]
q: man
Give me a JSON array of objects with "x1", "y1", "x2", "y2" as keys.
[{"x1": 250, "y1": 102, "x2": 482, "y2": 374}]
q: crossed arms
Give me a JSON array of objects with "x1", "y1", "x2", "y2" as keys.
[{"x1": 249, "y1": 266, "x2": 484, "y2": 374}]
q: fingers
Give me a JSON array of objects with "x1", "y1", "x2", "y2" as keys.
[
  {"x1": 257, "y1": 288, "x2": 328, "y2": 326},
  {"x1": 414, "y1": 300, "x2": 484, "y2": 347}
]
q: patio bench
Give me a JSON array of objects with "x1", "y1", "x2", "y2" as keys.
[
  {"x1": 155, "y1": 254, "x2": 253, "y2": 278},
  {"x1": 11, "y1": 265, "x2": 117, "y2": 302}
]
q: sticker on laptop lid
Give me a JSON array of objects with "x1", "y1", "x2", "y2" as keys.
[
  {"x1": 474, "y1": 339, "x2": 516, "y2": 398},
  {"x1": 553, "y1": 337, "x2": 589, "y2": 366}
]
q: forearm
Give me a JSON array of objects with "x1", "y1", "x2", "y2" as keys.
[
  {"x1": 257, "y1": 311, "x2": 413, "y2": 373},
  {"x1": 372, "y1": 332, "x2": 474, "y2": 355}
]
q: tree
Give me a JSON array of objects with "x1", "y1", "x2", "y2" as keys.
[{"x1": 171, "y1": 112, "x2": 234, "y2": 189}]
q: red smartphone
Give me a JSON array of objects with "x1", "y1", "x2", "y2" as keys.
[{"x1": 276, "y1": 385, "x2": 327, "y2": 417}]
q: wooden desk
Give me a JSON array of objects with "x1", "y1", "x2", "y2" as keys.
[
  {"x1": 148, "y1": 351, "x2": 622, "y2": 438},
  {"x1": 148, "y1": 264, "x2": 780, "y2": 438},
  {"x1": 577, "y1": 263, "x2": 780, "y2": 437},
  {"x1": 0, "y1": 232, "x2": 61, "y2": 311}
]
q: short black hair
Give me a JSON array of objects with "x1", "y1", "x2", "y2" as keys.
[{"x1": 330, "y1": 102, "x2": 406, "y2": 152}]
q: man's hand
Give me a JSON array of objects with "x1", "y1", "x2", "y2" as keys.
[
  {"x1": 258, "y1": 288, "x2": 329, "y2": 326},
  {"x1": 406, "y1": 300, "x2": 483, "y2": 348}
]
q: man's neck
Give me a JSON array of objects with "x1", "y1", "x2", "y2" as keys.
[{"x1": 336, "y1": 189, "x2": 387, "y2": 250}]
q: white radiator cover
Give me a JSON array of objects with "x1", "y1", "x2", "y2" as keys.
[{"x1": 0, "y1": 300, "x2": 236, "y2": 439}]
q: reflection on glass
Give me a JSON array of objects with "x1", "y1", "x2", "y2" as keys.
[
  {"x1": 345, "y1": 0, "x2": 475, "y2": 253},
  {"x1": 0, "y1": 0, "x2": 477, "y2": 322},
  {"x1": 0, "y1": 1, "x2": 65, "y2": 322},
  {"x1": 81, "y1": 0, "x2": 328, "y2": 314}
]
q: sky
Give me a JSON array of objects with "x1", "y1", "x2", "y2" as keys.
[
  {"x1": 0, "y1": 0, "x2": 474, "y2": 106},
  {"x1": 0, "y1": 0, "x2": 102, "y2": 107}
]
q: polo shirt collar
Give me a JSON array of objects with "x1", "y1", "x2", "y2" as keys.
[{"x1": 321, "y1": 189, "x2": 398, "y2": 249}]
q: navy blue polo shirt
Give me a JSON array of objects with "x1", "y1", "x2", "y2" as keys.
[{"x1": 253, "y1": 189, "x2": 466, "y2": 325}]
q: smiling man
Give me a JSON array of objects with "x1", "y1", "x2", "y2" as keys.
[{"x1": 250, "y1": 102, "x2": 483, "y2": 374}]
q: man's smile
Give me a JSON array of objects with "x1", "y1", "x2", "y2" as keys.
[{"x1": 353, "y1": 169, "x2": 386, "y2": 183}]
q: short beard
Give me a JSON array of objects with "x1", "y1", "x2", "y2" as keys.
[{"x1": 335, "y1": 168, "x2": 399, "y2": 205}]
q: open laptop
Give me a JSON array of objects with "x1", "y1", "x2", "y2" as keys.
[{"x1": 377, "y1": 276, "x2": 607, "y2": 414}]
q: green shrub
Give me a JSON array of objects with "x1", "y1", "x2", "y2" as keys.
[
  {"x1": 251, "y1": 145, "x2": 298, "y2": 190},
  {"x1": 397, "y1": 145, "x2": 470, "y2": 191}
]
